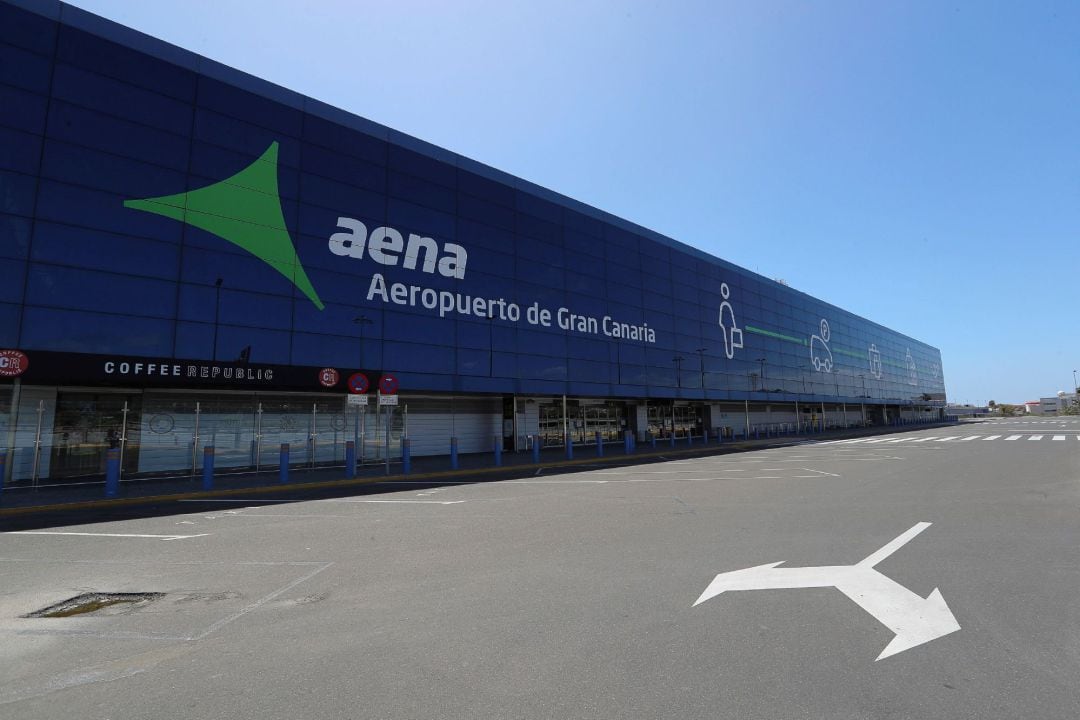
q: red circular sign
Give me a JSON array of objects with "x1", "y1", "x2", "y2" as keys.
[
  {"x1": 378, "y1": 374, "x2": 399, "y2": 395},
  {"x1": 318, "y1": 367, "x2": 340, "y2": 388},
  {"x1": 347, "y1": 373, "x2": 370, "y2": 394},
  {"x1": 0, "y1": 350, "x2": 28, "y2": 378}
]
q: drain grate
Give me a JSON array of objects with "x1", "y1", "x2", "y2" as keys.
[{"x1": 23, "y1": 592, "x2": 165, "y2": 618}]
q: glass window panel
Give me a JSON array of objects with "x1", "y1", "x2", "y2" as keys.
[
  {"x1": 22, "y1": 306, "x2": 173, "y2": 355},
  {"x1": 0, "y1": 213, "x2": 32, "y2": 259},
  {"x1": 0, "y1": 126, "x2": 40, "y2": 175},
  {"x1": 51, "y1": 63, "x2": 193, "y2": 136}
]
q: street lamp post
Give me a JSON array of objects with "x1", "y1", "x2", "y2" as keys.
[
  {"x1": 672, "y1": 355, "x2": 685, "y2": 389},
  {"x1": 353, "y1": 314, "x2": 373, "y2": 369},
  {"x1": 695, "y1": 348, "x2": 707, "y2": 395},
  {"x1": 212, "y1": 277, "x2": 223, "y2": 361},
  {"x1": 1073, "y1": 369, "x2": 1078, "y2": 394},
  {"x1": 755, "y1": 357, "x2": 767, "y2": 392}
]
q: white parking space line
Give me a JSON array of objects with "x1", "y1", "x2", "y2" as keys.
[
  {"x1": 982, "y1": 435, "x2": 1001, "y2": 440},
  {"x1": 933, "y1": 437, "x2": 959, "y2": 442},
  {"x1": 886, "y1": 438, "x2": 909, "y2": 443},
  {"x1": 505, "y1": 480, "x2": 609, "y2": 484},
  {"x1": 3, "y1": 531, "x2": 209, "y2": 541},
  {"x1": 1028, "y1": 435, "x2": 1043, "y2": 441},
  {"x1": 326, "y1": 499, "x2": 466, "y2": 504},
  {"x1": 177, "y1": 499, "x2": 292, "y2": 503},
  {"x1": 1005, "y1": 435, "x2": 1022, "y2": 441},
  {"x1": 863, "y1": 439, "x2": 892, "y2": 444},
  {"x1": 957, "y1": 436, "x2": 980, "y2": 442},
  {"x1": 913, "y1": 438, "x2": 936, "y2": 443},
  {"x1": 1052, "y1": 435, "x2": 1065, "y2": 441}
]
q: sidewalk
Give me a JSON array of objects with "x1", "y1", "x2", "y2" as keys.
[{"x1": 0, "y1": 421, "x2": 956, "y2": 516}]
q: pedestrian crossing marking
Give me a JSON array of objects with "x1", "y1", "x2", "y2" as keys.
[{"x1": 807, "y1": 432, "x2": 1078, "y2": 447}]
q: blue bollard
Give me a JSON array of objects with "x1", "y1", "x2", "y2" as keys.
[
  {"x1": 704, "y1": 428, "x2": 709, "y2": 444},
  {"x1": 597, "y1": 431, "x2": 604, "y2": 457},
  {"x1": 754, "y1": 427, "x2": 759, "y2": 440},
  {"x1": 651, "y1": 433, "x2": 657, "y2": 449},
  {"x1": 104, "y1": 448, "x2": 120, "y2": 497},
  {"x1": 0, "y1": 449, "x2": 6, "y2": 495},
  {"x1": 670, "y1": 432, "x2": 676, "y2": 448},
  {"x1": 623, "y1": 430, "x2": 630, "y2": 454},
  {"x1": 403, "y1": 438, "x2": 412, "y2": 474},
  {"x1": 202, "y1": 446, "x2": 215, "y2": 491},
  {"x1": 566, "y1": 436, "x2": 573, "y2": 460},
  {"x1": 532, "y1": 434, "x2": 541, "y2": 463},
  {"x1": 450, "y1": 437, "x2": 458, "y2": 470},
  {"x1": 345, "y1": 440, "x2": 356, "y2": 479},
  {"x1": 493, "y1": 435, "x2": 501, "y2": 467},
  {"x1": 279, "y1": 443, "x2": 290, "y2": 483}
]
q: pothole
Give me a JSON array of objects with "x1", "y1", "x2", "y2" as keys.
[{"x1": 23, "y1": 592, "x2": 166, "y2": 618}]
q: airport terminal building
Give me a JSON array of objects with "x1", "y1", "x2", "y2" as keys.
[{"x1": 0, "y1": 0, "x2": 947, "y2": 485}]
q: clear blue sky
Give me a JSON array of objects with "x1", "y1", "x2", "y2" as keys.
[{"x1": 68, "y1": 0, "x2": 1080, "y2": 404}]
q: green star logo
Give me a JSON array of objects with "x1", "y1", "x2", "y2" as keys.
[{"x1": 124, "y1": 141, "x2": 325, "y2": 310}]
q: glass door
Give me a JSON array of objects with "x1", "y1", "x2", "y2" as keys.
[{"x1": 50, "y1": 391, "x2": 142, "y2": 479}]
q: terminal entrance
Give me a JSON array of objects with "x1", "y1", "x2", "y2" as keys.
[
  {"x1": 536, "y1": 399, "x2": 627, "y2": 447},
  {"x1": 647, "y1": 403, "x2": 703, "y2": 439},
  {"x1": 50, "y1": 391, "x2": 142, "y2": 480}
]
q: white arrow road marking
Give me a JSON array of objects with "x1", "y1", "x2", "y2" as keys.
[{"x1": 694, "y1": 522, "x2": 960, "y2": 661}]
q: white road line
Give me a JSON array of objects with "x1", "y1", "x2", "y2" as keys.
[
  {"x1": 913, "y1": 438, "x2": 936, "y2": 443},
  {"x1": 1005, "y1": 435, "x2": 1022, "y2": 441},
  {"x1": 933, "y1": 437, "x2": 959, "y2": 442},
  {"x1": 177, "y1": 499, "x2": 292, "y2": 503},
  {"x1": 3, "y1": 531, "x2": 209, "y2": 541},
  {"x1": 982, "y1": 435, "x2": 1001, "y2": 440},
  {"x1": 326, "y1": 499, "x2": 466, "y2": 504},
  {"x1": 957, "y1": 436, "x2": 980, "y2": 442},
  {"x1": 1053, "y1": 435, "x2": 1066, "y2": 441},
  {"x1": 863, "y1": 439, "x2": 892, "y2": 444},
  {"x1": 1028, "y1": 435, "x2": 1043, "y2": 441},
  {"x1": 505, "y1": 480, "x2": 608, "y2": 484}
]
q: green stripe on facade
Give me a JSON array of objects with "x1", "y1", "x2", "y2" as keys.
[{"x1": 745, "y1": 325, "x2": 807, "y2": 346}]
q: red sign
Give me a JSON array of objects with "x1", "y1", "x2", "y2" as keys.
[
  {"x1": 318, "y1": 367, "x2": 340, "y2": 388},
  {"x1": 347, "y1": 372, "x2": 370, "y2": 394},
  {"x1": 378, "y1": 374, "x2": 399, "y2": 395},
  {"x1": 0, "y1": 350, "x2": 28, "y2": 378}
]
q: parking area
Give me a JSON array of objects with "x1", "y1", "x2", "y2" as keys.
[{"x1": 2, "y1": 423, "x2": 1078, "y2": 719}]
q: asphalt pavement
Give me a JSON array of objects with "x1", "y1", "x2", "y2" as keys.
[{"x1": 1, "y1": 417, "x2": 1077, "y2": 719}]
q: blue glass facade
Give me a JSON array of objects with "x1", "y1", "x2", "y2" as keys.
[{"x1": 0, "y1": 0, "x2": 946, "y2": 408}]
